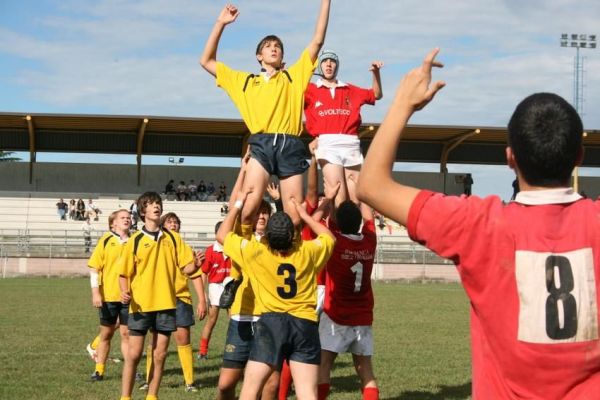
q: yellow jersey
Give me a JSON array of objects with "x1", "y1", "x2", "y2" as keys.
[
  {"x1": 175, "y1": 243, "x2": 203, "y2": 305},
  {"x1": 215, "y1": 49, "x2": 317, "y2": 136},
  {"x1": 118, "y1": 228, "x2": 194, "y2": 313},
  {"x1": 224, "y1": 232, "x2": 334, "y2": 321},
  {"x1": 88, "y1": 231, "x2": 128, "y2": 302},
  {"x1": 229, "y1": 224, "x2": 260, "y2": 317}
]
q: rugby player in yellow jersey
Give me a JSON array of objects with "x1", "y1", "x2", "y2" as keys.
[
  {"x1": 217, "y1": 196, "x2": 335, "y2": 400},
  {"x1": 118, "y1": 192, "x2": 198, "y2": 400},
  {"x1": 88, "y1": 209, "x2": 131, "y2": 382},
  {"x1": 200, "y1": 0, "x2": 331, "y2": 229}
]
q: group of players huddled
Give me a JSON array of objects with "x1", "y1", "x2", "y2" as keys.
[{"x1": 86, "y1": 1, "x2": 600, "y2": 400}]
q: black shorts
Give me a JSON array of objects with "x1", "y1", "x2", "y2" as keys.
[
  {"x1": 176, "y1": 299, "x2": 195, "y2": 328},
  {"x1": 248, "y1": 134, "x2": 309, "y2": 178},
  {"x1": 222, "y1": 319, "x2": 255, "y2": 369},
  {"x1": 99, "y1": 301, "x2": 129, "y2": 326},
  {"x1": 128, "y1": 310, "x2": 176, "y2": 336},
  {"x1": 249, "y1": 312, "x2": 320, "y2": 370}
]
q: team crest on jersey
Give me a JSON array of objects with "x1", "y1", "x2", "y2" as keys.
[
  {"x1": 315, "y1": 101, "x2": 323, "y2": 108},
  {"x1": 225, "y1": 344, "x2": 236, "y2": 353}
]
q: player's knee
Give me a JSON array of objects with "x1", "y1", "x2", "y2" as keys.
[{"x1": 153, "y1": 348, "x2": 168, "y2": 363}]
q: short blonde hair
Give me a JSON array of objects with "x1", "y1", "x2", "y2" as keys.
[{"x1": 108, "y1": 209, "x2": 130, "y2": 230}]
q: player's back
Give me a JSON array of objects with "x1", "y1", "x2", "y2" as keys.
[{"x1": 324, "y1": 220, "x2": 377, "y2": 326}]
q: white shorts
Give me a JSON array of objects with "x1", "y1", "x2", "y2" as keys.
[
  {"x1": 208, "y1": 282, "x2": 225, "y2": 307},
  {"x1": 319, "y1": 312, "x2": 373, "y2": 356},
  {"x1": 316, "y1": 285, "x2": 326, "y2": 314},
  {"x1": 315, "y1": 134, "x2": 363, "y2": 167}
]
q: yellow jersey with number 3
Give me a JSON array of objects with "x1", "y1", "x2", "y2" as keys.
[{"x1": 224, "y1": 231, "x2": 334, "y2": 321}]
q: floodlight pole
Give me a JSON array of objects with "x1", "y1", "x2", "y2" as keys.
[{"x1": 560, "y1": 33, "x2": 597, "y2": 193}]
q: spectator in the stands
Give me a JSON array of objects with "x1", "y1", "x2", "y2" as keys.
[
  {"x1": 220, "y1": 203, "x2": 228, "y2": 216},
  {"x1": 176, "y1": 180, "x2": 188, "y2": 201},
  {"x1": 86, "y1": 199, "x2": 101, "y2": 221},
  {"x1": 217, "y1": 181, "x2": 227, "y2": 202},
  {"x1": 82, "y1": 217, "x2": 94, "y2": 253},
  {"x1": 207, "y1": 182, "x2": 215, "y2": 198},
  {"x1": 129, "y1": 201, "x2": 139, "y2": 231},
  {"x1": 56, "y1": 198, "x2": 68, "y2": 221},
  {"x1": 188, "y1": 180, "x2": 199, "y2": 201},
  {"x1": 198, "y1": 180, "x2": 208, "y2": 201},
  {"x1": 165, "y1": 179, "x2": 176, "y2": 197},
  {"x1": 76, "y1": 198, "x2": 86, "y2": 221},
  {"x1": 69, "y1": 199, "x2": 77, "y2": 220}
]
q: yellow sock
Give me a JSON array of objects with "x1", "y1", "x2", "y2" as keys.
[
  {"x1": 177, "y1": 344, "x2": 194, "y2": 385},
  {"x1": 145, "y1": 344, "x2": 154, "y2": 382},
  {"x1": 119, "y1": 397, "x2": 131, "y2": 400},
  {"x1": 95, "y1": 363, "x2": 105, "y2": 376},
  {"x1": 145, "y1": 395, "x2": 158, "y2": 400},
  {"x1": 91, "y1": 335, "x2": 101, "y2": 350}
]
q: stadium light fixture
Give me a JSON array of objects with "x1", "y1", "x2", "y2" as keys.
[
  {"x1": 168, "y1": 157, "x2": 185, "y2": 166},
  {"x1": 560, "y1": 33, "x2": 597, "y2": 114}
]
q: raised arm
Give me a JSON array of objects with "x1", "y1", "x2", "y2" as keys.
[
  {"x1": 370, "y1": 61, "x2": 384, "y2": 100},
  {"x1": 294, "y1": 198, "x2": 335, "y2": 242},
  {"x1": 199, "y1": 4, "x2": 240, "y2": 77},
  {"x1": 357, "y1": 49, "x2": 445, "y2": 226},
  {"x1": 306, "y1": 139, "x2": 319, "y2": 207},
  {"x1": 307, "y1": 0, "x2": 332, "y2": 62}
]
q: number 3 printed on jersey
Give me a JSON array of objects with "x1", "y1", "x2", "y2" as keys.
[
  {"x1": 516, "y1": 249, "x2": 599, "y2": 344},
  {"x1": 277, "y1": 263, "x2": 297, "y2": 299}
]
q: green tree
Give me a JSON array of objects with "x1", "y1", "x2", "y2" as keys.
[{"x1": 0, "y1": 151, "x2": 20, "y2": 162}]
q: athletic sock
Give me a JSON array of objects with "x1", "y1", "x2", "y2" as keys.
[
  {"x1": 145, "y1": 344, "x2": 154, "y2": 382},
  {"x1": 318, "y1": 383, "x2": 330, "y2": 400},
  {"x1": 95, "y1": 363, "x2": 105, "y2": 376},
  {"x1": 278, "y1": 360, "x2": 292, "y2": 400},
  {"x1": 363, "y1": 387, "x2": 379, "y2": 400},
  {"x1": 119, "y1": 397, "x2": 131, "y2": 400},
  {"x1": 199, "y1": 338, "x2": 209, "y2": 355},
  {"x1": 91, "y1": 335, "x2": 101, "y2": 350},
  {"x1": 177, "y1": 344, "x2": 194, "y2": 385},
  {"x1": 145, "y1": 395, "x2": 158, "y2": 400}
]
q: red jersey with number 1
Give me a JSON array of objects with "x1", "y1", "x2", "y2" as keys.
[
  {"x1": 323, "y1": 219, "x2": 377, "y2": 326},
  {"x1": 201, "y1": 243, "x2": 231, "y2": 284}
]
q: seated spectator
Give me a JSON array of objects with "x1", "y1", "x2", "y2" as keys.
[
  {"x1": 165, "y1": 179, "x2": 176, "y2": 196},
  {"x1": 68, "y1": 199, "x2": 77, "y2": 220},
  {"x1": 86, "y1": 199, "x2": 101, "y2": 221},
  {"x1": 188, "y1": 179, "x2": 199, "y2": 201},
  {"x1": 207, "y1": 182, "x2": 215, "y2": 197},
  {"x1": 76, "y1": 198, "x2": 86, "y2": 221},
  {"x1": 176, "y1": 180, "x2": 188, "y2": 201},
  {"x1": 56, "y1": 198, "x2": 68, "y2": 221},
  {"x1": 220, "y1": 203, "x2": 229, "y2": 216},
  {"x1": 198, "y1": 180, "x2": 208, "y2": 201},
  {"x1": 217, "y1": 181, "x2": 227, "y2": 202}
]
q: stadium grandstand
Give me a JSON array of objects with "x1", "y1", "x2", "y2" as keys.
[{"x1": 2, "y1": 112, "x2": 600, "y2": 279}]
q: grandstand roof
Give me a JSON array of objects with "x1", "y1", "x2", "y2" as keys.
[{"x1": 2, "y1": 112, "x2": 600, "y2": 178}]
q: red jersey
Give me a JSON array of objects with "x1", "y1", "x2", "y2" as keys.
[
  {"x1": 304, "y1": 81, "x2": 375, "y2": 137},
  {"x1": 323, "y1": 219, "x2": 377, "y2": 326},
  {"x1": 201, "y1": 243, "x2": 231, "y2": 284},
  {"x1": 407, "y1": 188, "x2": 600, "y2": 400}
]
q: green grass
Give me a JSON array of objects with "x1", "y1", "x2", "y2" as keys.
[{"x1": 0, "y1": 278, "x2": 471, "y2": 399}]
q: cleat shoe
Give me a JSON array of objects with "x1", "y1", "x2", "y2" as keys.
[
  {"x1": 138, "y1": 382, "x2": 149, "y2": 391},
  {"x1": 90, "y1": 371, "x2": 104, "y2": 382},
  {"x1": 197, "y1": 353, "x2": 208, "y2": 360},
  {"x1": 185, "y1": 383, "x2": 200, "y2": 392},
  {"x1": 86, "y1": 343, "x2": 98, "y2": 363}
]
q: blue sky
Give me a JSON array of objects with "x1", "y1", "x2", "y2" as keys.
[{"x1": 1, "y1": 0, "x2": 599, "y2": 200}]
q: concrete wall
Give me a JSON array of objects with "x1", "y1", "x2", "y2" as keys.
[{"x1": 0, "y1": 161, "x2": 467, "y2": 196}]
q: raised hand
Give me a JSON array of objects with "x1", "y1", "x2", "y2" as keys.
[
  {"x1": 396, "y1": 48, "x2": 445, "y2": 112},
  {"x1": 369, "y1": 61, "x2": 384, "y2": 72},
  {"x1": 266, "y1": 182, "x2": 280, "y2": 201},
  {"x1": 217, "y1": 4, "x2": 240, "y2": 25}
]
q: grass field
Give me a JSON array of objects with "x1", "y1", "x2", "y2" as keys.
[{"x1": 0, "y1": 278, "x2": 472, "y2": 400}]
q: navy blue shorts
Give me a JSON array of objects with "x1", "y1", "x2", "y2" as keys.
[
  {"x1": 249, "y1": 313, "x2": 320, "y2": 370},
  {"x1": 176, "y1": 299, "x2": 195, "y2": 328},
  {"x1": 222, "y1": 319, "x2": 255, "y2": 369},
  {"x1": 99, "y1": 301, "x2": 129, "y2": 326},
  {"x1": 248, "y1": 134, "x2": 309, "y2": 178},
  {"x1": 128, "y1": 310, "x2": 176, "y2": 336}
]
